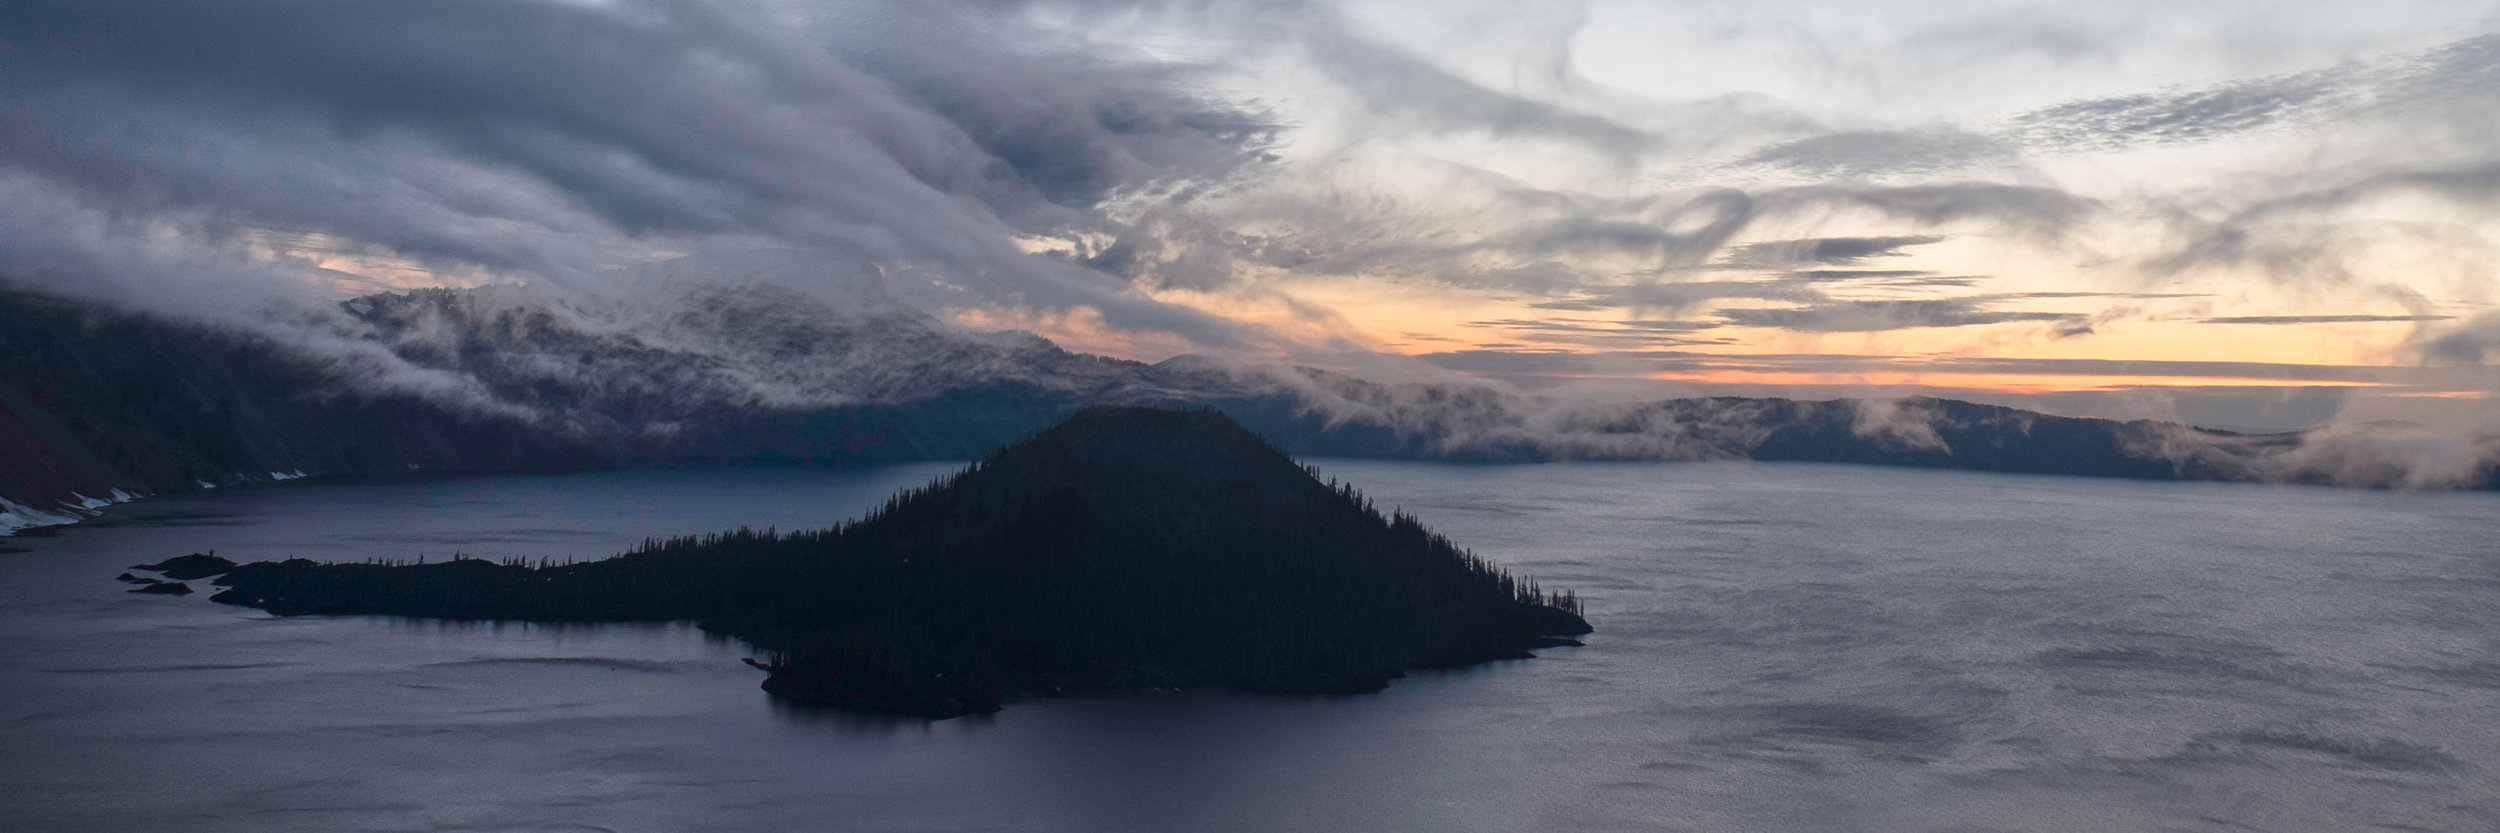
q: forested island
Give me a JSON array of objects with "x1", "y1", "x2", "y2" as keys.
[{"x1": 158, "y1": 407, "x2": 1591, "y2": 717}]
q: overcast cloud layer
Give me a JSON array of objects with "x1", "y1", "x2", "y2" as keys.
[{"x1": 2, "y1": 0, "x2": 2496, "y2": 429}]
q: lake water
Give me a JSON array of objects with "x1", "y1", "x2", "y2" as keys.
[{"x1": 2, "y1": 461, "x2": 2496, "y2": 832}]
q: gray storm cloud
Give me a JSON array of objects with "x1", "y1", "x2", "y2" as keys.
[
  {"x1": 0, "y1": 0, "x2": 1276, "y2": 345},
  {"x1": 1717, "y1": 299, "x2": 2085, "y2": 333},
  {"x1": 0, "y1": 0, "x2": 2493, "y2": 449},
  {"x1": 8, "y1": 0, "x2": 2477, "y2": 330}
]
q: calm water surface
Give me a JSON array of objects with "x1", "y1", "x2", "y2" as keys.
[{"x1": 2, "y1": 462, "x2": 2496, "y2": 832}]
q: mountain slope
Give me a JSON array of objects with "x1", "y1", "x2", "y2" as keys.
[{"x1": 0, "y1": 284, "x2": 613, "y2": 531}]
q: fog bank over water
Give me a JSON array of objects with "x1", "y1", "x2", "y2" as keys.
[
  {"x1": 302, "y1": 272, "x2": 2497, "y2": 492},
  {"x1": 3, "y1": 275, "x2": 2494, "y2": 543}
]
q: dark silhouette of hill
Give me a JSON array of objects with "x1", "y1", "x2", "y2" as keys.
[
  {"x1": 199, "y1": 407, "x2": 1592, "y2": 717},
  {"x1": 134, "y1": 553, "x2": 240, "y2": 580}
]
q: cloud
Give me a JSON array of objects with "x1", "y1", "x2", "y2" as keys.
[
  {"x1": 0, "y1": 0, "x2": 2152, "y2": 351},
  {"x1": 2202, "y1": 314, "x2": 2455, "y2": 324},
  {"x1": 1403, "y1": 347, "x2": 2486, "y2": 391},
  {"x1": 2004, "y1": 65, "x2": 2358, "y2": 152},
  {"x1": 1532, "y1": 280, "x2": 1821, "y2": 314},
  {"x1": 1783, "y1": 270, "x2": 1938, "y2": 281},
  {"x1": 1231, "y1": 362, "x2": 2500, "y2": 489},
  {"x1": 1459, "y1": 316, "x2": 1728, "y2": 349},
  {"x1": 1741, "y1": 129, "x2": 2017, "y2": 177},
  {"x1": 2122, "y1": 419, "x2": 2500, "y2": 490},
  {"x1": 0, "y1": 0, "x2": 1277, "y2": 345},
  {"x1": 1754, "y1": 183, "x2": 2098, "y2": 239},
  {"x1": 1, "y1": 0, "x2": 2492, "y2": 421},
  {"x1": 1294, "y1": 23, "x2": 1652, "y2": 159},
  {"x1": 1725, "y1": 235, "x2": 1950, "y2": 268},
  {"x1": 2054, "y1": 36, "x2": 2500, "y2": 292},
  {"x1": 1718, "y1": 299, "x2": 2085, "y2": 333},
  {"x1": 2412, "y1": 312, "x2": 2500, "y2": 365},
  {"x1": 2005, "y1": 33, "x2": 2500, "y2": 154}
]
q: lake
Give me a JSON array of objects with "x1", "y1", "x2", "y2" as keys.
[{"x1": 2, "y1": 461, "x2": 2495, "y2": 831}]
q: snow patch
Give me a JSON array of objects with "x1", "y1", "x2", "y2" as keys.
[
  {"x1": 195, "y1": 478, "x2": 217, "y2": 489},
  {"x1": 0, "y1": 497, "x2": 84, "y2": 534},
  {"x1": 269, "y1": 470, "x2": 308, "y2": 481},
  {"x1": 0, "y1": 488, "x2": 145, "y2": 536}
]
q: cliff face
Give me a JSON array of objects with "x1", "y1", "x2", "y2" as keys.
[
  {"x1": 0, "y1": 378, "x2": 122, "y2": 529},
  {"x1": 0, "y1": 286, "x2": 616, "y2": 530}
]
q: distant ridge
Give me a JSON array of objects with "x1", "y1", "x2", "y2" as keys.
[
  {"x1": 195, "y1": 407, "x2": 1593, "y2": 717},
  {"x1": 5, "y1": 281, "x2": 2492, "y2": 533}
]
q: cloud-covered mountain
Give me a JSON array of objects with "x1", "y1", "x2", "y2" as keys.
[
  {"x1": 6, "y1": 279, "x2": 2493, "y2": 534},
  {"x1": 6, "y1": 0, "x2": 2496, "y2": 406}
]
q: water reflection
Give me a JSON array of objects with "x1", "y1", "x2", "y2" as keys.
[{"x1": 770, "y1": 697, "x2": 995, "y2": 733}]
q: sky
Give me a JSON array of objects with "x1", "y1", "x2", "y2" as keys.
[{"x1": 2, "y1": 0, "x2": 2497, "y2": 430}]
